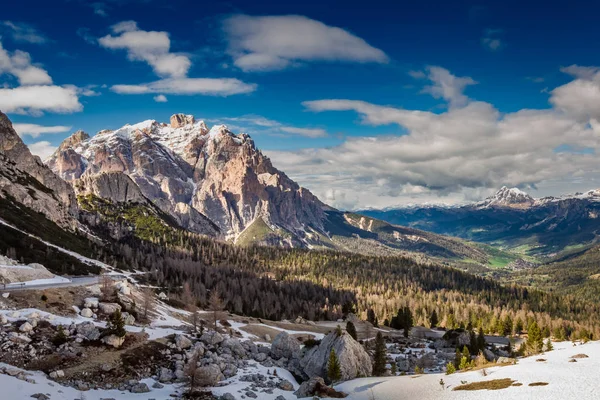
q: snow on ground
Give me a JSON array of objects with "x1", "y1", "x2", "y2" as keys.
[
  {"x1": 0, "y1": 219, "x2": 113, "y2": 271},
  {"x1": 210, "y1": 360, "x2": 300, "y2": 400},
  {"x1": 253, "y1": 323, "x2": 326, "y2": 340},
  {"x1": 4, "y1": 276, "x2": 71, "y2": 288},
  {"x1": 336, "y1": 340, "x2": 600, "y2": 400},
  {"x1": 0, "y1": 363, "x2": 182, "y2": 400},
  {"x1": 0, "y1": 307, "x2": 186, "y2": 340}
]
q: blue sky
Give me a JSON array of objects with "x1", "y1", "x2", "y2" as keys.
[{"x1": 4, "y1": 0, "x2": 600, "y2": 208}]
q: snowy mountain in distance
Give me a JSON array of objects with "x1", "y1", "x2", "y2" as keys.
[
  {"x1": 360, "y1": 185, "x2": 600, "y2": 256},
  {"x1": 476, "y1": 186, "x2": 535, "y2": 209}
]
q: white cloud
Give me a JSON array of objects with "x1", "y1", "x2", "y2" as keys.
[
  {"x1": 421, "y1": 66, "x2": 477, "y2": 107},
  {"x1": 0, "y1": 85, "x2": 82, "y2": 115},
  {"x1": 218, "y1": 115, "x2": 327, "y2": 138},
  {"x1": 0, "y1": 41, "x2": 52, "y2": 85},
  {"x1": 481, "y1": 28, "x2": 504, "y2": 51},
  {"x1": 111, "y1": 77, "x2": 256, "y2": 96},
  {"x1": 550, "y1": 65, "x2": 600, "y2": 121},
  {"x1": 222, "y1": 14, "x2": 389, "y2": 72},
  {"x1": 153, "y1": 94, "x2": 167, "y2": 102},
  {"x1": 99, "y1": 21, "x2": 191, "y2": 78},
  {"x1": 13, "y1": 123, "x2": 72, "y2": 138},
  {"x1": 2, "y1": 21, "x2": 48, "y2": 44},
  {"x1": 266, "y1": 66, "x2": 600, "y2": 209},
  {"x1": 408, "y1": 70, "x2": 426, "y2": 79},
  {"x1": 28, "y1": 140, "x2": 57, "y2": 160}
]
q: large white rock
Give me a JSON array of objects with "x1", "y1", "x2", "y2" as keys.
[
  {"x1": 19, "y1": 322, "x2": 33, "y2": 333},
  {"x1": 83, "y1": 297, "x2": 99, "y2": 308},
  {"x1": 98, "y1": 302, "x2": 121, "y2": 314},
  {"x1": 102, "y1": 334, "x2": 125, "y2": 348},
  {"x1": 80, "y1": 308, "x2": 93, "y2": 318},
  {"x1": 300, "y1": 331, "x2": 372, "y2": 381}
]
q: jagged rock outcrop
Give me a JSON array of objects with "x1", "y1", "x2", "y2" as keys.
[
  {"x1": 0, "y1": 112, "x2": 78, "y2": 227},
  {"x1": 75, "y1": 172, "x2": 146, "y2": 203},
  {"x1": 300, "y1": 332, "x2": 372, "y2": 381},
  {"x1": 47, "y1": 114, "x2": 327, "y2": 242}
]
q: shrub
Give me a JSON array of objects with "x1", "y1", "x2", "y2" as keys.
[
  {"x1": 52, "y1": 325, "x2": 68, "y2": 346},
  {"x1": 446, "y1": 362, "x2": 456, "y2": 374}
]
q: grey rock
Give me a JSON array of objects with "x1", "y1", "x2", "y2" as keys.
[
  {"x1": 300, "y1": 331, "x2": 372, "y2": 381},
  {"x1": 98, "y1": 303, "x2": 121, "y2": 315},
  {"x1": 293, "y1": 376, "x2": 326, "y2": 398},
  {"x1": 200, "y1": 331, "x2": 224, "y2": 346},
  {"x1": 129, "y1": 382, "x2": 150, "y2": 393},
  {"x1": 270, "y1": 332, "x2": 300, "y2": 360},
  {"x1": 195, "y1": 364, "x2": 223, "y2": 387},
  {"x1": 76, "y1": 321, "x2": 101, "y2": 341},
  {"x1": 175, "y1": 334, "x2": 192, "y2": 349}
]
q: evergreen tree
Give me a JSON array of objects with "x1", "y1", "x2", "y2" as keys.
[
  {"x1": 515, "y1": 318, "x2": 524, "y2": 334},
  {"x1": 367, "y1": 308, "x2": 377, "y2": 326},
  {"x1": 327, "y1": 349, "x2": 342, "y2": 383},
  {"x1": 107, "y1": 309, "x2": 126, "y2": 337},
  {"x1": 346, "y1": 321, "x2": 358, "y2": 341},
  {"x1": 373, "y1": 332, "x2": 387, "y2": 376},
  {"x1": 527, "y1": 321, "x2": 543, "y2": 354},
  {"x1": 429, "y1": 310, "x2": 438, "y2": 328},
  {"x1": 469, "y1": 330, "x2": 477, "y2": 354},
  {"x1": 477, "y1": 327, "x2": 486, "y2": 351}
]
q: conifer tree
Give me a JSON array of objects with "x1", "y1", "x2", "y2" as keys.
[
  {"x1": 346, "y1": 321, "x2": 358, "y2": 340},
  {"x1": 327, "y1": 349, "x2": 342, "y2": 383},
  {"x1": 477, "y1": 327, "x2": 486, "y2": 351},
  {"x1": 527, "y1": 321, "x2": 543, "y2": 354},
  {"x1": 373, "y1": 332, "x2": 387, "y2": 376},
  {"x1": 107, "y1": 309, "x2": 126, "y2": 337},
  {"x1": 429, "y1": 310, "x2": 438, "y2": 328}
]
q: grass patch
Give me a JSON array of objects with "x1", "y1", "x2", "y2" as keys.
[
  {"x1": 453, "y1": 378, "x2": 515, "y2": 391},
  {"x1": 529, "y1": 382, "x2": 549, "y2": 387}
]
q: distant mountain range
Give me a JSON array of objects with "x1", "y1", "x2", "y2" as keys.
[
  {"x1": 0, "y1": 111, "x2": 506, "y2": 265},
  {"x1": 360, "y1": 186, "x2": 600, "y2": 257}
]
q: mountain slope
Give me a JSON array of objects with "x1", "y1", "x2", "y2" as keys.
[
  {"x1": 0, "y1": 111, "x2": 78, "y2": 228},
  {"x1": 361, "y1": 187, "x2": 600, "y2": 257}
]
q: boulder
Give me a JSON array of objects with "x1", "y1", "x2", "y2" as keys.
[
  {"x1": 129, "y1": 382, "x2": 150, "y2": 393},
  {"x1": 158, "y1": 292, "x2": 168, "y2": 300},
  {"x1": 270, "y1": 332, "x2": 300, "y2": 360},
  {"x1": 76, "y1": 321, "x2": 101, "y2": 341},
  {"x1": 175, "y1": 334, "x2": 192, "y2": 349},
  {"x1": 19, "y1": 322, "x2": 33, "y2": 333},
  {"x1": 159, "y1": 367, "x2": 174, "y2": 383},
  {"x1": 221, "y1": 338, "x2": 246, "y2": 358},
  {"x1": 195, "y1": 364, "x2": 223, "y2": 387},
  {"x1": 102, "y1": 334, "x2": 125, "y2": 348},
  {"x1": 0, "y1": 314, "x2": 7, "y2": 324},
  {"x1": 98, "y1": 303, "x2": 121, "y2": 314},
  {"x1": 294, "y1": 377, "x2": 328, "y2": 398},
  {"x1": 80, "y1": 308, "x2": 93, "y2": 318},
  {"x1": 200, "y1": 331, "x2": 224, "y2": 346},
  {"x1": 300, "y1": 332, "x2": 372, "y2": 381},
  {"x1": 83, "y1": 297, "x2": 99, "y2": 308},
  {"x1": 122, "y1": 312, "x2": 135, "y2": 325},
  {"x1": 49, "y1": 370, "x2": 65, "y2": 379},
  {"x1": 483, "y1": 348, "x2": 497, "y2": 362},
  {"x1": 277, "y1": 379, "x2": 294, "y2": 391}
]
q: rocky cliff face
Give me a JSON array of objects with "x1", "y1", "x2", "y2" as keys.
[
  {"x1": 0, "y1": 112, "x2": 78, "y2": 228},
  {"x1": 48, "y1": 114, "x2": 327, "y2": 241}
]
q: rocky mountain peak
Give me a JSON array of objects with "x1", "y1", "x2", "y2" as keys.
[
  {"x1": 484, "y1": 186, "x2": 534, "y2": 209},
  {"x1": 170, "y1": 113, "x2": 196, "y2": 128},
  {"x1": 59, "y1": 130, "x2": 90, "y2": 152},
  {"x1": 46, "y1": 114, "x2": 327, "y2": 241}
]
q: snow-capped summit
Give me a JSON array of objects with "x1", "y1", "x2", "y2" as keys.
[
  {"x1": 46, "y1": 113, "x2": 327, "y2": 241},
  {"x1": 480, "y1": 186, "x2": 535, "y2": 209}
]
